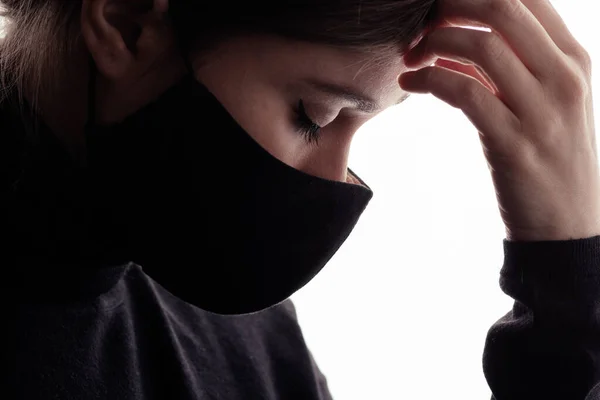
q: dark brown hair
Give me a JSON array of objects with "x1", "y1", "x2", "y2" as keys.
[{"x1": 0, "y1": 0, "x2": 439, "y2": 112}]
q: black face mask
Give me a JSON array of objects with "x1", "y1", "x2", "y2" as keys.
[{"x1": 84, "y1": 56, "x2": 374, "y2": 315}]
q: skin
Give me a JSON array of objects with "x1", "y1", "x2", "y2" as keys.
[
  {"x1": 27, "y1": 0, "x2": 598, "y2": 241},
  {"x1": 32, "y1": 0, "x2": 412, "y2": 183},
  {"x1": 398, "y1": 0, "x2": 597, "y2": 241}
]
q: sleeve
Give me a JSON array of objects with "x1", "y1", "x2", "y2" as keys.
[{"x1": 482, "y1": 235, "x2": 600, "y2": 400}]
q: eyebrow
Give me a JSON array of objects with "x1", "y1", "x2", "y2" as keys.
[{"x1": 300, "y1": 78, "x2": 411, "y2": 113}]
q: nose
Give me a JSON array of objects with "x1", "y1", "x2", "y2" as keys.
[{"x1": 297, "y1": 129, "x2": 353, "y2": 183}]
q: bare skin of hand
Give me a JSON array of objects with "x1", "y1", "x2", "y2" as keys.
[{"x1": 399, "y1": 0, "x2": 598, "y2": 242}]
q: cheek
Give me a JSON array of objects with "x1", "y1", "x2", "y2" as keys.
[
  {"x1": 226, "y1": 92, "x2": 369, "y2": 182},
  {"x1": 228, "y1": 94, "x2": 312, "y2": 169},
  {"x1": 196, "y1": 66, "x2": 309, "y2": 169}
]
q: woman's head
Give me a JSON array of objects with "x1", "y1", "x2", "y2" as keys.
[{"x1": 0, "y1": 0, "x2": 438, "y2": 180}]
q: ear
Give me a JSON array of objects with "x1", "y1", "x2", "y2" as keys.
[{"x1": 81, "y1": 0, "x2": 171, "y2": 81}]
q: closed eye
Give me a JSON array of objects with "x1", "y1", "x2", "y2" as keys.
[{"x1": 295, "y1": 99, "x2": 321, "y2": 145}]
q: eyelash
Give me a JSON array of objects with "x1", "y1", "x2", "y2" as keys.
[{"x1": 295, "y1": 99, "x2": 322, "y2": 145}]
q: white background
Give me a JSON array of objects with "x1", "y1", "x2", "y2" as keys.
[
  {"x1": 1, "y1": 1, "x2": 598, "y2": 399},
  {"x1": 290, "y1": 2, "x2": 599, "y2": 399}
]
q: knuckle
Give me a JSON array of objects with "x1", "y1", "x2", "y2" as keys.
[
  {"x1": 557, "y1": 64, "x2": 591, "y2": 101},
  {"x1": 560, "y1": 83, "x2": 588, "y2": 105},
  {"x1": 487, "y1": 0, "x2": 522, "y2": 19},
  {"x1": 574, "y1": 47, "x2": 593, "y2": 74}
]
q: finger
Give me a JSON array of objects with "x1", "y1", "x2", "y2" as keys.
[
  {"x1": 518, "y1": 0, "x2": 585, "y2": 58},
  {"x1": 405, "y1": 27, "x2": 543, "y2": 117},
  {"x1": 399, "y1": 66, "x2": 520, "y2": 154},
  {"x1": 433, "y1": 0, "x2": 565, "y2": 80},
  {"x1": 435, "y1": 60, "x2": 517, "y2": 112},
  {"x1": 434, "y1": 59, "x2": 498, "y2": 94}
]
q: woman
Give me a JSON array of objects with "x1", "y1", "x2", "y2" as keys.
[{"x1": 4, "y1": 0, "x2": 599, "y2": 399}]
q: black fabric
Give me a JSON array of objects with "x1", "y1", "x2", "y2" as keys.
[
  {"x1": 3, "y1": 87, "x2": 335, "y2": 399},
  {"x1": 13, "y1": 264, "x2": 333, "y2": 400},
  {"x1": 82, "y1": 74, "x2": 373, "y2": 315},
  {"x1": 485, "y1": 237, "x2": 600, "y2": 400},
  {"x1": 4, "y1": 85, "x2": 600, "y2": 399}
]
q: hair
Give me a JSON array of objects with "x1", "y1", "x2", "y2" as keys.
[{"x1": 0, "y1": 0, "x2": 439, "y2": 113}]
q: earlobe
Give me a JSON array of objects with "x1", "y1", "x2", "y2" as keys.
[{"x1": 81, "y1": 0, "x2": 135, "y2": 80}]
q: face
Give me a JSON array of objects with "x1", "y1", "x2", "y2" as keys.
[
  {"x1": 191, "y1": 34, "x2": 411, "y2": 182},
  {"x1": 80, "y1": 1, "x2": 411, "y2": 183}
]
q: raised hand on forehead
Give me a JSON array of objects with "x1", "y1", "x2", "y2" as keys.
[{"x1": 400, "y1": 0, "x2": 598, "y2": 242}]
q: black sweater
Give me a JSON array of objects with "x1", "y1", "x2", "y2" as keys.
[{"x1": 4, "y1": 97, "x2": 600, "y2": 400}]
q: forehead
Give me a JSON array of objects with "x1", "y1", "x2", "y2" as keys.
[{"x1": 220, "y1": 34, "x2": 408, "y2": 106}]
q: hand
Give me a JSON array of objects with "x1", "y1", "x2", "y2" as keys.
[{"x1": 399, "y1": 0, "x2": 599, "y2": 242}]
